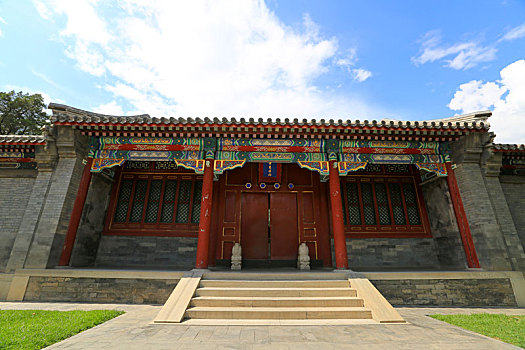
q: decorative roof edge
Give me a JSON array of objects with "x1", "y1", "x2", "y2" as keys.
[
  {"x1": 48, "y1": 103, "x2": 491, "y2": 131},
  {"x1": 494, "y1": 144, "x2": 525, "y2": 152},
  {"x1": 0, "y1": 135, "x2": 47, "y2": 144}
]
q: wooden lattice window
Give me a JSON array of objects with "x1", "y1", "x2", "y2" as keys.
[
  {"x1": 339, "y1": 167, "x2": 430, "y2": 238},
  {"x1": 105, "y1": 169, "x2": 203, "y2": 236}
]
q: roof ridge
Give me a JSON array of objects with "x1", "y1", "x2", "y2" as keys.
[{"x1": 47, "y1": 102, "x2": 491, "y2": 132}]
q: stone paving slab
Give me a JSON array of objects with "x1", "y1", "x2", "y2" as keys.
[{"x1": 1, "y1": 302, "x2": 524, "y2": 349}]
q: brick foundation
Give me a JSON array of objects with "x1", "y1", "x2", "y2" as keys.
[
  {"x1": 95, "y1": 236, "x2": 198, "y2": 269},
  {"x1": 370, "y1": 278, "x2": 517, "y2": 306},
  {"x1": 24, "y1": 276, "x2": 179, "y2": 304}
]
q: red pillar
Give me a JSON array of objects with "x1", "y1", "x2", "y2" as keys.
[
  {"x1": 329, "y1": 160, "x2": 349, "y2": 269},
  {"x1": 445, "y1": 162, "x2": 480, "y2": 268},
  {"x1": 195, "y1": 159, "x2": 215, "y2": 269},
  {"x1": 59, "y1": 157, "x2": 94, "y2": 266}
]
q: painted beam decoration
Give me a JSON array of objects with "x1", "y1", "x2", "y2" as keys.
[
  {"x1": 297, "y1": 161, "x2": 329, "y2": 176},
  {"x1": 414, "y1": 163, "x2": 448, "y2": 176},
  {"x1": 340, "y1": 153, "x2": 446, "y2": 164},
  {"x1": 89, "y1": 136, "x2": 206, "y2": 172},
  {"x1": 340, "y1": 140, "x2": 441, "y2": 154},
  {"x1": 90, "y1": 149, "x2": 203, "y2": 161},
  {"x1": 338, "y1": 140, "x2": 451, "y2": 177},
  {"x1": 93, "y1": 136, "x2": 202, "y2": 151},
  {"x1": 214, "y1": 160, "x2": 246, "y2": 174},
  {"x1": 175, "y1": 160, "x2": 205, "y2": 174},
  {"x1": 91, "y1": 158, "x2": 125, "y2": 172},
  {"x1": 501, "y1": 157, "x2": 525, "y2": 175},
  {"x1": 88, "y1": 136, "x2": 452, "y2": 177},
  {"x1": 216, "y1": 151, "x2": 326, "y2": 163},
  {"x1": 0, "y1": 150, "x2": 37, "y2": 169},
  {"x1": 338, "y1": 162, "x2": 367, "y2": 176},
  {"x1": 218, "y1": 138, "x2": 324, "y2": 153}
]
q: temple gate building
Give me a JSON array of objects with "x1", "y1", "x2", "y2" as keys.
[{"x1": 0, "y1": 103, "x2": 524, "y2": 314}]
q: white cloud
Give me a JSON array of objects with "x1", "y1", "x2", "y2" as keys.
[
  {"x1": 94, "y1": 101, "x2": 124, "y2": 115},
  {"x1": 351, "y1": 68, "x2": 372, "y2": 83},
  {"x1": 0, "y1": 15, "x2": 6, "y2": 37},
  {"x1": 335, "y1": 49, "x2": 372, "y2": 82},
  {"x1": 448, "y1": 80, "x2": 506, "y2": 112},
  {"x1": 33, "y1": 0, "x2": 112, "y2": 76},
  {"x1": 33, "y1": 0, "x2": 382, "y2": 118},
  {"x1": 336, "y1": 48, "x2": 358, "y2": 67},
  {"x1": 64, "y1": 42, "x2": 106, "y2": 76},
  {"x1": 33, "y1": 0, "x2": 52, "y2": 20},
  {"x1": 448, "y1": 59, "x2": 525, "y2": 143},
  {"x1": 412, "y1": 30, "x2": 497, "y2": 70},
  {"x1": 500, "y1": 23, "x2": 525, "y2": 42},
  {"x1": 31, "y1": 69, "x2": 62, "y2": 90}
]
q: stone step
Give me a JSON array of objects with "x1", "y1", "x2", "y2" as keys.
[
  {"x1": 195, "y1": 287, "x2": 358, "y2": 297},
  {"x1": 200, "y1": 280, "x2": 350, "y2": 288},
  {"x1": 185, "y1": 307, "x2": 373, "y2": 320},
  {"x1": 202, "y1": 271, "x2": 349, "y2": 280},
  {"x1": 190, "y1": 296, "x2": 365, "y2": 307},
  {"x1": 179, "y1": 318, "x2": 379, "y2": 325}
]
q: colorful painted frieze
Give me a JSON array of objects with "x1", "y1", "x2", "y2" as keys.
[
  {"x1": 216, "y1": 151, "x2": 327, "y2": 163},
  {"x1": 340, "y1": 153, "x2": 446, "y2": 164},
  {"x1": 89, "y1": 150, "x2": 203, "y2": 161},
  {"x1": 214, "y1": 160, "x2": 246, "y2": 174},
  {"x1": 218, "y1": 138, "x2": 324, "y2": 153}
]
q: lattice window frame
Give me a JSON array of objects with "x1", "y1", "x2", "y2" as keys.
[
  {"x1": 339, "y1": 165, "x2": 431, "y2": 238},
  {"x1": 104, "y1": 164, "x2": 204, "y2": 237}
]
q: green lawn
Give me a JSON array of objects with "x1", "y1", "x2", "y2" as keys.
[
  {"x1": 430, "y1": 313, "x2": 525, "y2": 348},
  {"x1": 0, "y1": 309, "x2": 124, "y2": 350}
]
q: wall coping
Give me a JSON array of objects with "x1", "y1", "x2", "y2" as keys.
[
  {"x1": 363, "y1": 270, "x2": 524, "y2": 280},
  {"x1": 13, "y1": 268, "x2": 184, "y2": 280}
]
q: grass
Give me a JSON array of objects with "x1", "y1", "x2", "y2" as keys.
[
  {"x1": 430, "y1": 313, "x2": 525, "y2": 348},
  {"x1": 0, "y1": 309, "x2": 124, "y2": 350}
]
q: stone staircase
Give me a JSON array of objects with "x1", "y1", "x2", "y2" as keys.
[
  {"x1": 185, "y1": 279, "x2": 372, "y2": 321},
  {"x1": 154, "y1": 271, "x2": 404, "y2": 325}
]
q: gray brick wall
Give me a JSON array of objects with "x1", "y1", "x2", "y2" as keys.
[
  {"x1": 0, "y1": 177, "x2": 35, "y2": 272},
  {"x1": 47, "y1": 156, "x2": 85, "y2": 267},
  {"x1": 24, "y1": 276, "x2": 178, "y2": 304},
  {"x1": 454, "y1": 162, "x2": 512, "y2": 270},
  {"x1": 24, "y1": 157, "x2": 84, "y2": 268},
  {"x1": 422, "y1": 178, "x2": 466, "y2": 268},
  {"x1": 342, "y1": 238, "x2": 440, "y2": 269},
  {"x1": 70, "y1": 173, "x2": 113, "y2": 267},
  {"x1": 500, "y1": 176, "x2": 525, "y2": 255},
  {"x1": 96, "y1": 236, "x2": 198, "y2": 269},
  {"x1": 5, "y1": 171, "x2": 53, "y2": 272},
  {"x1": 484, "y1": 175, "x2": 525, "y2": 270},
  {"x1": 370, "y1": 278, "x2": 517, "y2": 306}
]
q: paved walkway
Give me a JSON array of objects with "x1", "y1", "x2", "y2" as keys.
[{"x1": 1, "y1": 302, "x2": 524, "y2": 349}]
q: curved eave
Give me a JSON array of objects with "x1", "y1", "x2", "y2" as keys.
[
  {"x1": 52, "y1": 120, "x2": 488, "y2": 131},
  {"x1": 494, "y1": 144, "x2": 525, "y2": 153},
  {"x1": 48, "y1": 103, "x2": 491, "y2": 137},
  {"x1": 0, "y1": 135, "x2": 46, "y2": 146}
]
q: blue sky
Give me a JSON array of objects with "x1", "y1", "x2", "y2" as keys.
[{"x1": 0, "y1": 0, "x2": 524, "y2": 142}]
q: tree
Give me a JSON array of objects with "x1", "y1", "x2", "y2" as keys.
[{"x1": 0, "y1": 91, "x2": 50, "y2": 135}]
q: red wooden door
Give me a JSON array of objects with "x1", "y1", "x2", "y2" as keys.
[
  {"x1": 270, "y1": 193, "x2": 298, "y2": 260},
  {"x1": 241, "y1": 193, "x2": 269, "y2": 259}
]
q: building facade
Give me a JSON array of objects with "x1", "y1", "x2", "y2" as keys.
[{"x1": 1, "y1": 104, "x2": 524, "y2": 305}]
